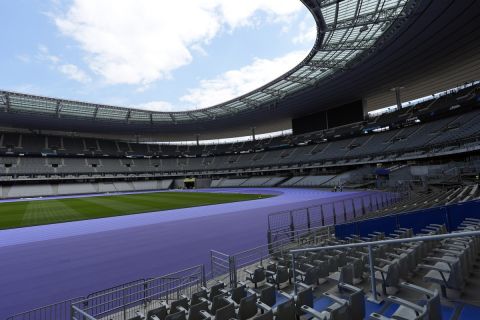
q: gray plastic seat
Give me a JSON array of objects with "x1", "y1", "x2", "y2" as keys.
[
  {"x1": 147, "y1": 305, "x2": 168, "y2": 320},
  {"x1": 274, "y1": 298, "x2": 296, "y2": 320},
  {"x1": 238, "y1": 293, "x2": 258, "y2": 320},
  {"x1": 259, "y1": 284, "x2": 276, "y2": 307},
  {"x1": 246, "y1": 267, "x2": 266, "y2": 289},
  {"x1": 188, "y1": 301, "x2": 210, "y2": 320}
]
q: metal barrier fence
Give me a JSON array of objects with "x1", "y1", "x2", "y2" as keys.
[
  {"x1": 6, "y1": 297, "x2": 86, "y2": 320},
  {"x1": 71, "y1": 265, "x2": 205, "y2": 320},
  {"x1": 267, "y1": 191, "x2": 400, "y2": 246}
]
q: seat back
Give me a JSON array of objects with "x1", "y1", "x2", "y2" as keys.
[
  {"x1": 231, "y1": 285, "x2": 247, "y2": 304},
  {"x1": 276, "y1": 266, "x2": 289, "y2": 285},
  {"x1": 171, "y1": 297, "x2": 189, "y2": 314},
  {"x1": 210, "y1": 282, "x2": 225, "y2": 301},
  {"x1": 304, "y1": 266, "x2": 319, "y2": 286},
  {"x1": 188, "y1": 301, "x2": 209, "y2": 320},
  {"x1": 253, "y1": 310, "x2": 273, "y2": 320},
  {"x1": 165, "y1": 311, "x2": 186, "y2": 320},
  {"x1": 296, "y1": 286, "x2": 313, "y2": 316},
  {"x1": 275, "y1": 298, "x2": 296, "y2": 320},
  {"x1": 215, "y1": 302, "x2": 236, "y2": 320},
  {"x1": 238, "y1": 293, "x2": 258, "y2": 320},
  {"x1": 347, "y1": 287, "x2": 365, "y2": 320},
  {"x1": 260, "y1": 284, "x2": 276, "y2": 307},
  {"x1": 191, "y1": 289, "x2": 208, "y2": 306},
  {"x1": 147, "y1": 305, "x2": 168, "y2": 320},
  {"x1": 253, "y1": 268, "x2": 266, "y2": 283},
  {"x1": 211, "y1": 295, "x2": 229, "y2": 314},
  {"x1": 339, "y1": 264, "x2": 354, "y2": 285}
]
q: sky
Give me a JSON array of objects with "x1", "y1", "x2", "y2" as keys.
[{"x1": 0, "y1": 0, "x2": 316, "y2": 112}]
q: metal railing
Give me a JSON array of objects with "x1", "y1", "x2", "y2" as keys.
[
  {"x1": 71, "y1": 265, "x2": 206, "y2": 320},
  {"x1": 290, "y1": 229, "x2": 480, "y2": 301},
  {"x1": 267, "y1": 192, "x2": 401, "y2": 244},
  {"x1": 6, "y1": 297, "x2": 86, "y2": 320},
  {"x1": 210, "y1": 225, "x2": 334, "y2": 288}
]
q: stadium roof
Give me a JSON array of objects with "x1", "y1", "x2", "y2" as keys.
[{"x1": 1, "y1": 0, "x2": 479, "y2": 140}]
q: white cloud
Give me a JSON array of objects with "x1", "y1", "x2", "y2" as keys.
[
  {"x1": 292, "y1": 14, "x2": 317, "y2": 45},
  {"x1": 38, "y1": 45, "x2": 61, "y2": 64},
  {"x1": 16, "y1": 54, "x2": 31, "y2": 64},
  {"x1": 37, "y1": 45, "x2": 91, "y2": 83},
  {"x1": 53, "y1": 0, "x2": 303, "y2": 86},
  {"x1": 58, "y1": 64, "x2": 91, "y2": 83},
  {"x1": 180, "y1": 50, "x2": 307, "y2": 108}
]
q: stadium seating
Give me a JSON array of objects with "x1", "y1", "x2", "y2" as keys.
[
  {"x1": 65, "y1": 214, "x2": 480, "y2": 320},
  {"x1": 1, "y1": 87, "x2": 479, "y2": 184}
]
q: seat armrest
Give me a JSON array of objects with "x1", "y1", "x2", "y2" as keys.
[
  {"x1": 244, "y1": 269, "x2": 254, "y2": 276},
  {"x1": 301, "y1": 305, "x2": 326, "y2": 320},
  {"x1": 297, "y1": 282, "x2": 312, "y2": 290},
  {"x1": 399, "y1": 282, "x2": 436, "y2": 297},
  {"x1": 385, "y1": 296, "x2": 425, "y2": 314},
  {"x1": 296, "y1": 269, "x2": 306, "y2": 276},
  {"x1": 265, "y1": 270, "x2": 275, "y2": 276},
  {"x1": 338, "y1": 282, "x2": 361, "y2": 293},
  {"x1": 369, "y1": 312, "x2": 392, "y2": 320},
  {"x1": 279, "y1": 290, "x2": 293, "y2": 299},
  {"x1": 417, "y1": 264, "x2": 450, "y2": 273},
  {"x1": 224, "y1": 296, "x2": 238, "y2": 308},
  {"x1": 256, "y1": 301, "x2": 272, "y2": 312},
  {"x1": 247, "y1": 288, "x2": 257, "y2": 296},
  {"x1": 323, "y1": 292, "x2": 348, "y2": 305},
  {"x1": 199, "y1": 310, "x2": 212, "y2": 320}
]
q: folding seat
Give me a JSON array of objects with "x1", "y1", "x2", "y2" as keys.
[
  {"x1": 210, "y1": 294, "x2": 231, "y2": 315},
  {"x1": 279, "y1": 283, "x2": 314, "y2": 318},
  {"x1": 328, "y1": 264, "x2": 354, "y2": 286},
  {"x1": 259, "y1": 284, "x2": 276, "y2": 307},
  {"x1": 191, "y1": 289, "x2": 209, "y2": 305},
  {"x1": 372, "y1": 259, "x2": 400, "y2": 295},
  {"x1": 188, "y1": 301, "x2": 210, "y2": 320},
  {"x1": 230, "y1": 284, "x2": 248, "y2": 305},
  {"x1": 312, "y1": 259, "x2": 330, "y2": 284},
  {"x1": 267, "y1": 265, "x2": 290, "y2": 289},
  {"x1": 300, "y1": 292, "x2": 349, "y2": 320},
  {"x1": 245, "y1": 267, "x2": 266, "y2": 288},
  {"x1": 295, "y1": 263, "x2": 319, "y2": 286},
  {"x1": 200, "y1": 302, "x2": 236, "y2": 320},
  {"x1": 237, "y1": 293, "x2": 259, "y2": 320},
  {"x1": 208, "y1": 282, "x2": 227, "y2": 301},
  {"x1": 147, "y1": 303, "x2": 168, "y2": 320},
  {"x1": 369, "y1": 282, "x2": 438, "y2": 320},
  {"x1": 170, "y1": 297, "x2": 190, "y2": 314},
  {"x1": 257, "y1": 298, "x2": 296, "y2": 320},
  {"x1": 419, "y1": 255, "x2": 465, "y2": 298}
]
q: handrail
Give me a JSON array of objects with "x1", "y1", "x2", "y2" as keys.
[
  {"x1": 291, "y1": 230, "x2": 480, "y2": 253},
  {"x1": 71, "y1": 305, "x2": 97, "y2": 320}
]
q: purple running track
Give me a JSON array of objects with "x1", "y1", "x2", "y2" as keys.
[{"x1": 0, "y1": 188, "x2": 387, "y2": 318}]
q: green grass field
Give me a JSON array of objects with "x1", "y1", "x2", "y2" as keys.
[{"x1": 0, "y1": 191, "x2": 271, "y2": 230}]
